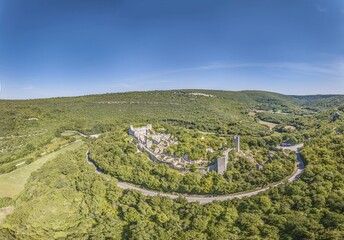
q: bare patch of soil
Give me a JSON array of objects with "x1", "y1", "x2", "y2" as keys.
[{"x1": 0, "y1": 206, "x2": 14, "y2": 225}]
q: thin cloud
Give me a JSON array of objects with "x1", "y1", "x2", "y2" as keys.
[
  {"x1": 261, "y1": 62, "x2": 338, "y2": 76},
  {"x1": 22, "y1": 86, "x2": 34, "y2": 90},
  {"x1": 112, "y1": 82, "x2": 134, "y2": 88},
  {"x1": 115, "y1": 61, "x2": 343, "y2": 95},
  {"x1": 317, "y1": 4, "x2": 327, "y2": 13},
  {"x1": 141, "y1": 62, "x2": 341, "y2": 80}
]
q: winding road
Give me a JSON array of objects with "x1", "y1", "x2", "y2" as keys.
[{"x1": 88, "y1": 144, "x2": 305, "y2": 204}]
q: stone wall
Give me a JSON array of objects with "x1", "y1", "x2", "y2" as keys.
[{"x1": 129, "y1": 125, "x2": 230, "y2": 175}]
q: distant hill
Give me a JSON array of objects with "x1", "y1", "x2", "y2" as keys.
[
  {"x1": 291, "y1": 94, "x2": 344, "y2": 110},
  {"x1": 1, "y1": 89, "x2": 342, "y2": 137}
]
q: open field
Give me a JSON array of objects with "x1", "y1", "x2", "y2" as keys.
[
  {"x1": 285, "y1": 125, "x2": 296, "y2": 130},
  {"x1": 0, "y1": 140, "x2": 84, "y2": 198},
  {"x1": 0, "y1": 135, "x2": 82, "y2": 174},
  {"x1": 60, "y1": 132, "x2": 76, "y2": 137},
  {"x1": 258, "y1": 119, "x2": 296, "y2": 131},
  {"x1": 258, "y1": 119, "x2": 278, "y2": 129}
]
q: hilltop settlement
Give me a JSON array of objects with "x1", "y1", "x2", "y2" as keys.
[{"x1": 128, "y1": 125, "x2": 240, "y2": 175}]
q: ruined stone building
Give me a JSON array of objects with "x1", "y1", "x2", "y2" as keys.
[
  {"x1": 234, "y1": 135, "x2": 240, "y2": 153},
  {"x1": 128, "y1": 124, "x2": 231, "y2": 175}
]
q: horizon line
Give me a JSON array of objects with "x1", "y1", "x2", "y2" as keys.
[{"x1": 1, "y1": 88, "x2": 343, "y2": 101}]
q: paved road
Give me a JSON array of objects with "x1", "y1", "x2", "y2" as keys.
[
  {"x1": 117, "y1": 181, "x2": 272, "y2": 203},
  {"x1": 88, "y1": 143, "x2": 305, "y2": 204},
  {"x1": 278, "y1": 143, "x2": 304, "y2": 182}
]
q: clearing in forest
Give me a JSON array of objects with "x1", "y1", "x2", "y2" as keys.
[
  {"x1": 0, "y1": 140, "x2": 84, "y2": 198},
  {"x1": 258, "y1": 119, "x2": 278, "y2": 129},
  {"x1": 0, "y1": 206, "x2": 14, "y2": 225}
]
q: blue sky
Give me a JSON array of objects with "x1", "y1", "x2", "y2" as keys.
[{"x1": 0, "y1": 0, "x2": 343, "y2": 99}]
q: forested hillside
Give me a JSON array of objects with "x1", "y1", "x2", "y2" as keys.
[
  {"x1": 0, "y1": 90, "x2": 343, "y2": 239},
  {"x1": 1, "y1": 125, "x2": 343, "y2": 239},
  {"x1": 0, "y1": 90, "x2": 317, "y2": 167}
]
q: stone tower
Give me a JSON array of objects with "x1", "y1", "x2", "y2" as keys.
[{"x1": 234, "y1": 135, "x2": 240, "y2": 153}]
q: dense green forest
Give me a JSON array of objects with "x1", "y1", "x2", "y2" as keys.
[
  {"x1": 0, "y1": 90, "x2": 343, "y2": 239},
  {"x1": 1, "y1": 129, "x2": 343, "y2": 239}
]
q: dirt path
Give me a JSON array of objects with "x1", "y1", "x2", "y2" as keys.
[{"x1": 88, "y1": 144, "x2": 305, "y2": 204}]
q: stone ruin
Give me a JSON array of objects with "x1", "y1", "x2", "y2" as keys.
[
  {"x1": 208, "y1": 148, "x2": 230, "y2": 175},
  {"x1": 128, "y1": 125, "x2": 230, "y2": 175}
]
